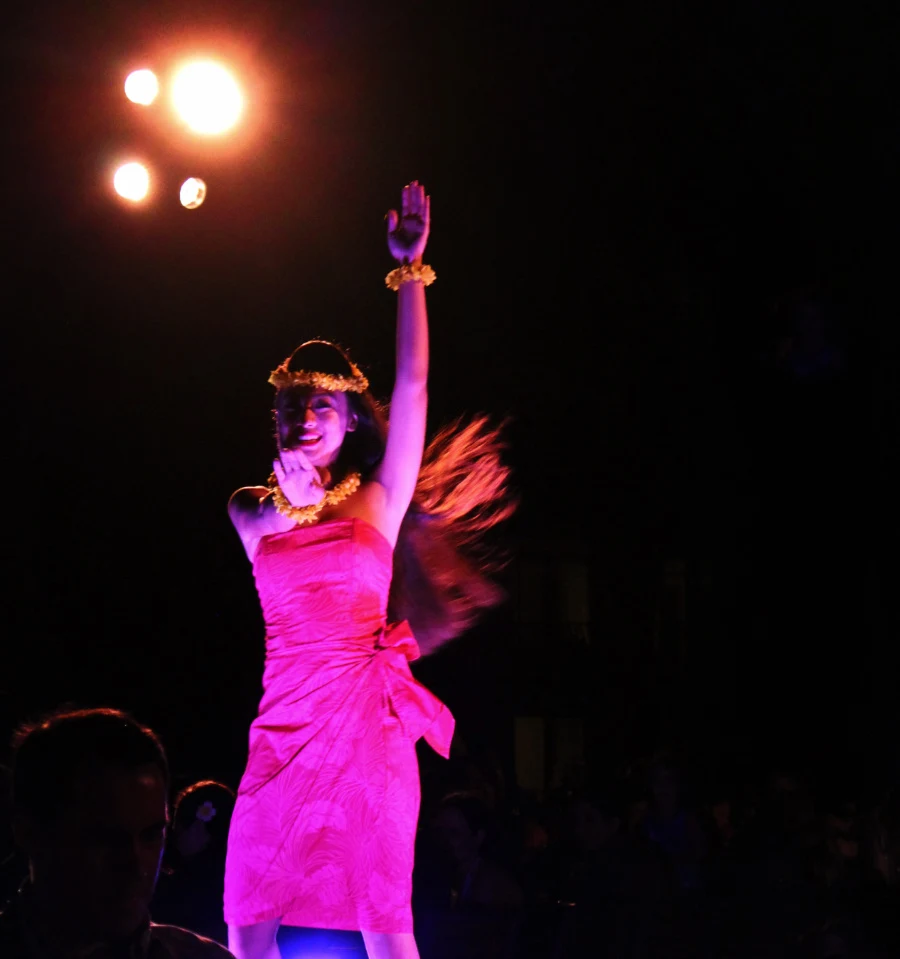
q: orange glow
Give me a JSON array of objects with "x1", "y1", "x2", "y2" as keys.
[
  {"x1": 171, "y1": 61, "x2": 243, "y2": 135},
  {"x1": 113, "y1": 162, "x2": 150, "y2": 201},
  {"x1": 124, "y1": 69, "x2": 159, "y2": 105},
  {"x1": 180, "y1": 177, "x2": 207, "y2": 209}
]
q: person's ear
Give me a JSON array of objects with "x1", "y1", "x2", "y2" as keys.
[{"x1": 347, "y1": 412, "x2": 359, "y2": 433}]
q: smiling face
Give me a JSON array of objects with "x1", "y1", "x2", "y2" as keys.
[{"x1": 276, "y1": 387, "x2": 358, "y2": 470}]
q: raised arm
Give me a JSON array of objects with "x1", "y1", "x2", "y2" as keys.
[{"x1": 373, "y1": 181, "x2": 432, "y2": 529}]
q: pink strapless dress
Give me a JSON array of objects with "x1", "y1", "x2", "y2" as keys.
[{"x1": 223, "y1": 518, "x2": 454, "y2": 933}]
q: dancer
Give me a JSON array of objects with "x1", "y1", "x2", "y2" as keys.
[{"x1": 224, "y1": 181, "x2": 514, "y2": 959}]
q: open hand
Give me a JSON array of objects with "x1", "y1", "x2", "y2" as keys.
[
  {"x1": 386, "y1": 180, "x2": 430, "y2": 264},
  {"x1": 273, "y1": 448, "x2": 326, "y2": 508}
]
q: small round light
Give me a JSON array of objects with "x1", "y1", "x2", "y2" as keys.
[
  {"x1": 180, "y1": 177, "x2": 207, "y2": 209},
  {"x1": 124, "y1": 69, "x2": 159, "y2": 106},
  {"x1": 171, "y1": 61, "x2": 243, "y2": 135},
  {"x1": 114, "y1": 162, "x2": 150, "y2": 202}
]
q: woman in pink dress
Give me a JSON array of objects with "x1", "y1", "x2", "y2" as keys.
[{"x1": 224, "y1": 182, "x2": 514, "y2": 959}]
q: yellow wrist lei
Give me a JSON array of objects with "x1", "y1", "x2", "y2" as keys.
[
  {"x1": 268, "y1": 472, "x2": 362, "y2": 526},
  {"x1": 385, "y1": 262, "x2": 436, "y2": 291}
]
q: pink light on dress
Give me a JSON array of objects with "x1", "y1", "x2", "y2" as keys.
[{"x1": 224, "y1": 518, "x2": 454, "y2": 933}]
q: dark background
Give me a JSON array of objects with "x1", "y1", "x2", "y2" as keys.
[{"x1": 2, "y1": 1, "x2": 899, "y2": 798}]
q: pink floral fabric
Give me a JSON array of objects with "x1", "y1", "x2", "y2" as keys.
[{"x1": 224, "y1": 518, "x2": 454, "y2": 932}]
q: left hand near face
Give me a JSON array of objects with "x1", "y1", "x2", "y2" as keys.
[
  {"x1": 386, "y1": 180, "x2": 430, "y2": 264},
  {"x1": 273, "y1": 448, "x2": 327, "y2": 508}
]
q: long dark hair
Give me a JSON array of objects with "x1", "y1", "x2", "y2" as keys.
[
  {"x1": 172, "y1": 779, "x2": 236, "y2": 849},
  {"x1": 273, "y1": 340, "x2": 516, "y2": 654}
]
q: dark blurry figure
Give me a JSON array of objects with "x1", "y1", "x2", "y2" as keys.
[
  {"x1": 432, "y1": 793, "x2": 523, "y2": 911},
  {"x1": 457, "y1": 744, "x2": 507, "y2": 812},
  {"x1": 0, "y1": 707, "x2": 233, "y2": 959},
  {"x1": 842, "y1": 787, "x2": 900, "y2": 957},
  {"x1": 771, "y1": 287, "x2": 845, "y2": 382},
  {"x1": 723, "y1": 768, "x2": 823, "y2": 956},
  {"x1": 413, "y1": 793, "x2": 523, "y2": 959},
  {"x1": 867, "y1": 786, "x2": 900, "y2": 889},
  {"x1": 555, "y1": 781, "x2": 668, "y2": 958},
  {"x1": 643, "y1": 756, "x2": 709, "y2": 895},
  {"x1": 153, "y1": 781, "x2": 236, "y2": 944}
]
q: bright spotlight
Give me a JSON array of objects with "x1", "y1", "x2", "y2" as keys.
[
  {"x1": 180, "y1": 177, "x2": 207, "y2": 209},
  {"x1": 114, "y1": 162, "x2": 150, "y2": 201},
  {"x1": 124, "y1": 69, "x2": 159, "y2": 105},
  {"x1": 171, "y1": 61, "x2": 243, "y2": 135}
]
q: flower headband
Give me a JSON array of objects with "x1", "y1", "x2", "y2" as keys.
[{"x1": 268, "y1": 361, "x2": 369, "y2": 393}]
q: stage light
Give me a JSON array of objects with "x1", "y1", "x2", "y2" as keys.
[
  {"x1": 124, "y1": 69, "x2": 159, "y2": 105},
  {"x1": 171, "y1": 61, "x2": 243, "y2": 135},
  {"x1": 114, "y1": 162, "x2": 150, "y2": 201},
  {"x1": 180, "y1": 177, "x2": 207, "y2": 209}
]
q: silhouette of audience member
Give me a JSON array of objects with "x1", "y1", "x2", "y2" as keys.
[
  {"x1": 415, "y1": 793, "x2": 523, "y2": 959},
  {"x1": 723, "y1": 768, "x2": 823, "y2": 955},
  {"x1": 772, "y1": 287, "x2": 845, "y2": 382},
  {"x1": 559, "y1": 781, "x2": 668, "y2": 958},
  {"x1": 0, "y1": 707, "x2": 234, "y2": 959},
  {"x1": 432, "y1": 792, "x2": 524, "y2": 911},
  {"x1": 153, "y1": 781, "x2": 235, "y2": 943},
  {"x1": 643, "y1": 756, "x2": 709, "y2": 895}
]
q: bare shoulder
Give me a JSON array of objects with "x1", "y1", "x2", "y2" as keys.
[
  {"x1": 228, "y1": 486, "x2": 269, "y2": 522},
  {"x1": 227, "y1": 486, "x2": 274, "y2": 563}
]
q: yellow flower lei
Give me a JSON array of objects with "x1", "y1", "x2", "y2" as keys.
[{"x1": 268, "y1": 471, "x2": 362, "y2": 526}]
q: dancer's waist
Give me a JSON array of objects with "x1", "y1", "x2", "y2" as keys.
[
  {"x1": 251, "y1": 621, "x2": 451, "y2": 757},
  {"x1": 257, "y1": 621, "x2": 420, "y2": 699}
]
